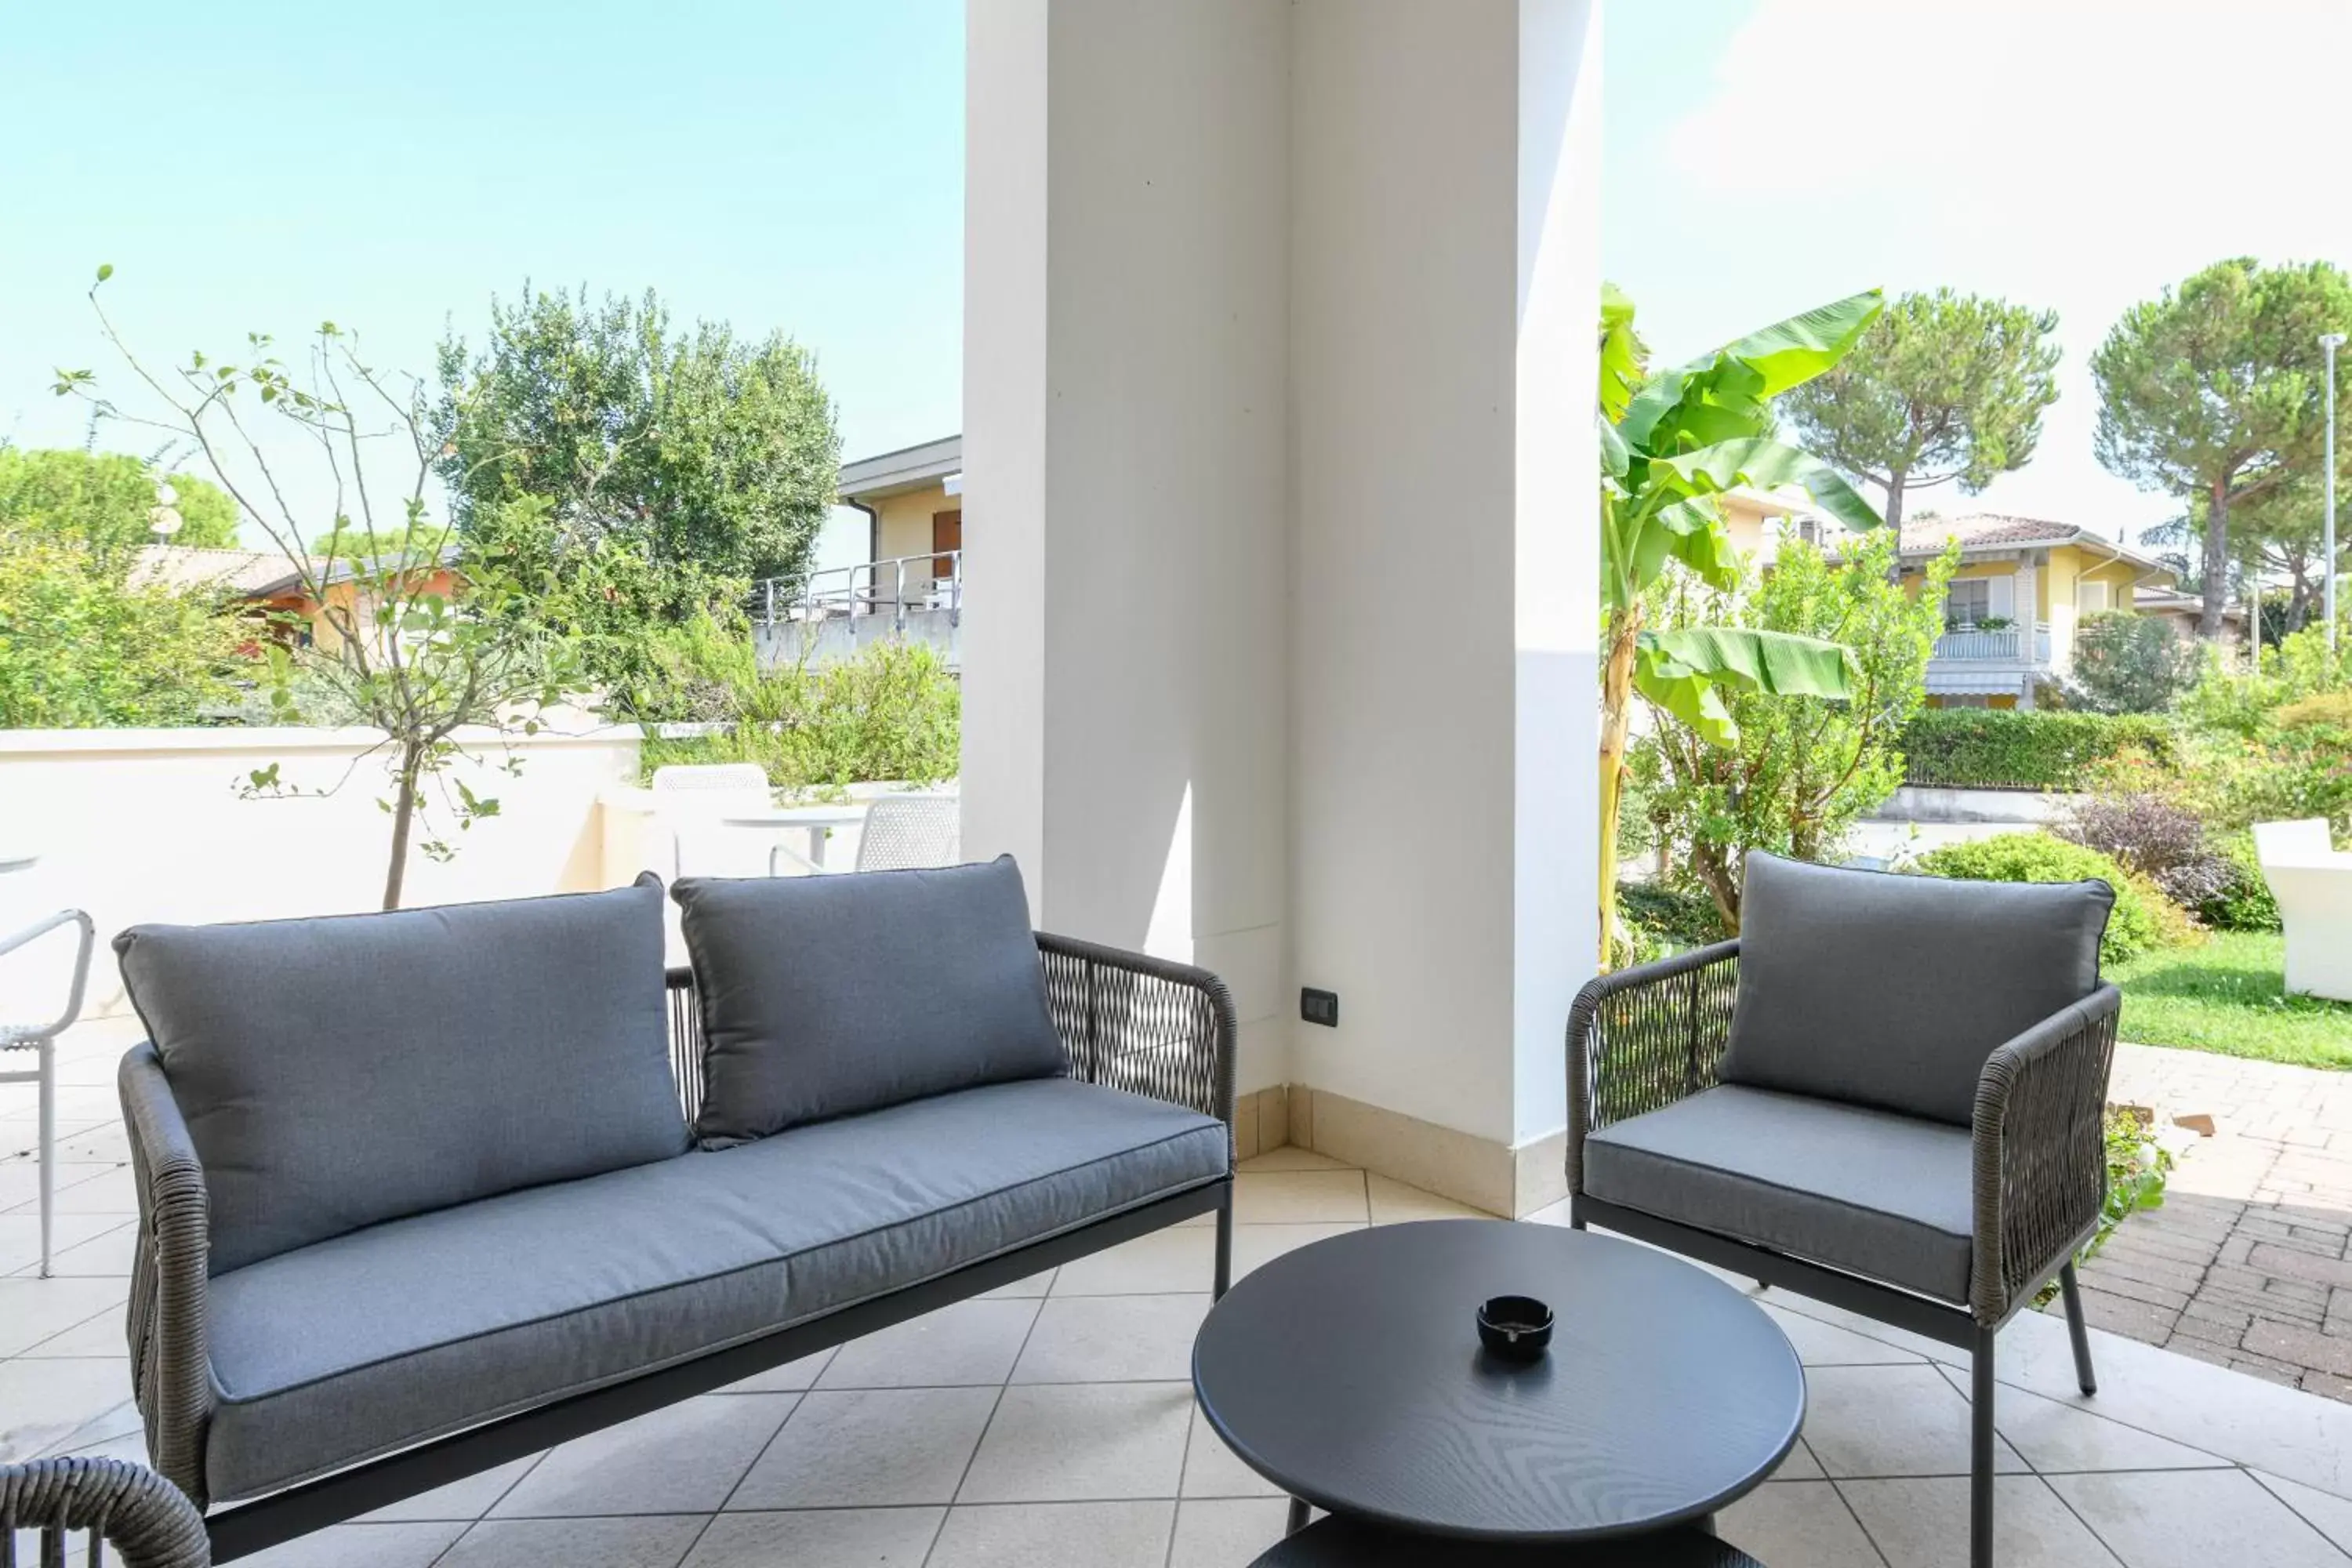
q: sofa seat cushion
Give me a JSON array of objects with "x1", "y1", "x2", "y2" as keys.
[
  {"x1": 200, "y1": 1076, "x2": 1229, "y2": 1501},
  {"x1": 1583, "y1": 1085, "x2": 1975, "y2": 1306},
  {"x1": 675, "y1": 856, "x2": 1068, "y2": 1145}
]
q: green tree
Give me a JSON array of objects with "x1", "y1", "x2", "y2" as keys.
[
  {"x1": 1633, "y1": 529, "x2": 1953, "y2": 928},
  {"x1": 0, "y1": 447, "x2": 240, "y2": 562},
  {"x1": 57, "y1": 268, "x2": 580, "y2": 910},
  {"x1": 0, "y1": 530, "x2": 247, "y2": 727},
  {"x1": 435, "y1": 285, "x2": 841, "y2": 587},
  {"x1": 2064, "y1": 611, "x2": 2201, "y2": 714},
  {"x1": 1599, "y1": 285, "x2": 1886, "y2": 960},
  {"x1": 2093, "y1": 258, "x2": 2352, "y2": 641},
  {"x1": 1780, "y1": 288, "x2": 2062, "y2": 530}
]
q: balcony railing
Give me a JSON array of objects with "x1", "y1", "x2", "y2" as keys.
[
  {"x1": 1933, "y1": 621, "x2": 2051, "y2": 662},
  {"x1": 751, "y1": 550, "x2": 962, "y2": 631}
]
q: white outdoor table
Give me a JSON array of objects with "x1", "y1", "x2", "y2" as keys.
[{"x1": 720, "y1": 804, "x2": 869, "y2": 872}]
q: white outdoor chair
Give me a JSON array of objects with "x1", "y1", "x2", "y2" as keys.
[
  {"x1": 2, "y1": 908, "x2": 96, "y2": 1277},
  {"x1": 650, "y1": 764, "x2": 774, "y2": 879},
  {"x1": 2254, "y1": 818, "x2": 2352, "y2": 1003},
  {"x1": 772, "y1": 794, "x2": 962, "y2": 876}
]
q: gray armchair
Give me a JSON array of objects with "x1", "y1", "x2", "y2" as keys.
[{"x1": 1567, "y1": 853, "x2": 2119, "y2": 1568}]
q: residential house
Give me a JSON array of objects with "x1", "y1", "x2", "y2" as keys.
[
  {"x1": 131, "y1": 542, "x2": 460, "y2": 655},
  {"x1": 755, "y1": 434, "x2": 964, "y2": 670}
]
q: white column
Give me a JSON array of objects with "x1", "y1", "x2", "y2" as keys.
[
  {"x1": 964, "y1": 0, "x2": 1601, "y2": 1199},
  {"x1": 2015, "y1": 553, "x2": 2041, "y2": 709}
]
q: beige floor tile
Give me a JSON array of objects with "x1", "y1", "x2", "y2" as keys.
[
  {"x1": 12, "y1": 1218, "x2": 137, "y2": 1278},
  {"x1": 0, "y1": 1356, "x2": 132, "y2": 1461},
  {"x1": 679, "y1": 1507, "x2": 943, "y2": 1566},
  {"x1": 2, "y1": 1167, "x2": 137, "y2": 1216},
  {"x1": 0, "y1": 1276, "x2": 125, "y2": 1356},
  {"x1": 361, "y1": 1457, "x2": 543, "y2": 1523},
  {"x1": 956, "y1": 1382, "x2": 1192, "y2": 1503},
  {"x1": 1012, "y1": 1293, "x2": 1208, "y2": 1384},
  {"x1": 1181, "y1": 1406, "x2": 1283, "y2": 1498},
  {"x1": 1236, "y1": 1149, "x2": 1354, "y2": 1174},
  {"x1": 1231, "y1": 1222, "x2": 1361, "y2": 1280},
  {"x1": 1762, "y1": 1302, "x2": 1928, "y2": 1367},
  {"x1": 437, "y1": 1515, "x2": 706, "y2": 1568},
  {"x1": 492, "y1": 1395, "x2": 795, "y2": 1518},
  {"x1": 238, "y1": 1521, "x2": 471, "y2": 1568},
  {"x1": 1715, "y1": 1479, "x2": 1885, "y2": 1567},
  {"x1": 1802, "y1": 1365, "x2": 2027, "y2": 1479},
  {"x1": 1769, "y1": 1439, "x2": 1824, "y2": 1482},
  {"x1": 1365, "y1": 1173, "x2": 1490, "y2": 1223},
  {"x1": 0, "y1": 1162, "x2": 118, "y2": 1210},
  {"x1": 714, "y1": 1346, "x2": 835, "y2": 1394},
  {"x1": 1052, "y1": 1228, "x2": 1217, "y2": 1296},
  {"x1": 2052, "y1": 1468, "x2": 2343, "y2": 1566},
  {"x1": 1842, "y1": 1475, "x2": 2123, "y2": 1566},
  {"x1": 2252, "y1": 1471, "x2": 2352, "y2": 1553},
  {"x1": 980, "y1": 1267, "x2": 1058, "y2": 1298},
  {"x1": 927, "y1": 1501, "x2": 1173, "y2": 1568},
  {"x1": 16, "y1": 1311, "x2": 130, "y2": 1357},
  {"x1": 728, "y1": 1386, "x2": 998, "y2": 1509},
  {"x1": 1933, "y1": 1362, "x2": 2230, "y2": 1473},
  {"x1": 0, "y1": 1214, "x2": 131, "y2": 1274},
  {"x1": 819, "y1": 1298, "x2": 1042, "y2": 1388},
  {"x1": 1232, "y1": 1171, "x2": 1367, "y2": 1224},
  {"x1": 1170, "y1": 1497, "x2": 1292, "y2": 1568}
]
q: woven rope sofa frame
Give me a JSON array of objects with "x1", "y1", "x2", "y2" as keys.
[
  {"x1": 2, "y1": 1457, "x2": 212, "y2": 1568},
  {"x1": 125, "y1": 931, "x2": 1236, "y2": 1564},
  {"x1": 1564, "y1": 938, "x2": 2112, "y2": 1568}
]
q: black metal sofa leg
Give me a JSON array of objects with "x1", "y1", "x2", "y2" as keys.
[
  {"x1": 1213, "y1": 1192, "x2": 1234, "y2": 1300},
  {"x1": 2060, "y1": 1261, "x2": 2098, "y2": 1395},
  {"x1": 1972, "y1": 1329, "x2": 1996, "y2": 1568}
]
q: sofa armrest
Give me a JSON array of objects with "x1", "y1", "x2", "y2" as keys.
[
  {"x1": 0, "y1": 1456, "x2": 211, "y2": 1568},
  {"x1": 1035, "y1": 932, "x2": 1237, "y2": 1138},
  {"x1": 119, "y1": 1044, "x2": 214, "y2": 1509},
  {"x1": 1566, "y1": 940, "x2": 1741, "y2": 1195},
  {"x1": 1969, "y1": 985, "x2": 2122, "y2": 1324}
]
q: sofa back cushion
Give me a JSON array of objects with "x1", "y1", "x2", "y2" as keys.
[
  {"x1": 674, "y1": 855, "x2": 1066, "y2": 1145},
  {"x1": 115, "y1": 875, "x2": 688, "y2": 1273},
  {"x1": 1719, "y1": 852, "x2": 2113, "y2": 1126}
]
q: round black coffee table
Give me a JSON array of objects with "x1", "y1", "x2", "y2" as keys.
[{"x1": 1192, "y1": 1220, "x2": 1802, "y2": 1546}]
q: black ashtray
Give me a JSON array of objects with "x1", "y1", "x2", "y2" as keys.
[{"x1": 1476, "y1": 1294, "x2": 1555, "y2": 1360}]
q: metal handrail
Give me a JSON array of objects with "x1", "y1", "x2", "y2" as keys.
[{"x1": 752, "y1": 550, "x2": 961, "y2": 631}]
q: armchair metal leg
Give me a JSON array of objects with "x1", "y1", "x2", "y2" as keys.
[
  {"x1": 1971, "y1": 1328, "x2": 1996, "y2": 1568},
  {"x1": 2059, "y1": 1261, "x2": 2097, "y2": 1395},
  {"x1": 36, "y1": 1039, "x2": 53, "y2": 1278},
  {"x1": 1213, "y1": 1193, "x2": 1233, "y2": 1300}
]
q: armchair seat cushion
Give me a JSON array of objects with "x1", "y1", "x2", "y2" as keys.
[
  {"x1": 1583, "y1": 1085, "x2": 1974, "y2": 1305},
  {"x1": 198, "y1": 1076, "x2": 1228, "y2": 1502}
]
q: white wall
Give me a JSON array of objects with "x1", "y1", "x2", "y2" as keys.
[
  {"x1": 964, "y1": 0, "x2": 1601, "y2": 1143},
  {"x1": 964, "y1": 0, "x2": 1294, "y2": 1093},
  {"x1": 0, "y1": 723, "x2": 637, "y2": 1018}
]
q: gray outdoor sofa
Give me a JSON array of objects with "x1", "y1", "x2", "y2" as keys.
[
  {"x1": 1567, "y1": 852, "x2": 2120, "y2": 1568},
  {"x1": 113, "y1": 856, "x2": 1235, "y2": 1562}
]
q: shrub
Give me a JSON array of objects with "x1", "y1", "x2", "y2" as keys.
[
  {"x1": 1910, "y1": 833, "x2": 2188, "y2": 965},
  {"x1": 2277, "y1": 691, "x2": 2352, "y2": 732},
  {"x1": 638, "y1": 638, "x2": 960, "y2": 788},
  {"x1": 2194, "y1": 832, "x2": 2281, "y2": 933},
  {"x1": 1899, "y1": 709, "x2": 2175, "y2": 790},
  {"x1": 2063, "y1": 611, "x2": 2200, "y2": 714},
  {"x1": 1615, "y1": 882, "x2": 1732, "y2": 949},
  {"x1": 2059, "y1": 793, "x2": 2232, "y2": 910},
  {"x1": 0, "y1": 530, "x2": 249, "y2": 727}
]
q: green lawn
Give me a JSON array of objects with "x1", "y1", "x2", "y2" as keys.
[{"x1": 2112, "y1": 931, "x2": 2352, "y2": 1069}]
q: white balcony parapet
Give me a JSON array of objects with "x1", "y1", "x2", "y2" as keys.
[{"x1": 1933, "y1": 621, "x2": 2053, "y2": 663}]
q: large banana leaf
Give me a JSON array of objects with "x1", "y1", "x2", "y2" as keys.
[
  {"x1": 1633, "y1": 626, "x2": 1853, "y2": 747},
  {"x1": 1650, "y1": 436, "x2": 1886, "y2": 535},
  {"x1": 1599, "y1": 282, "x2": 1642, "y2": 424},
  {"x1": 1621, "y1": 290, "x2": 1883, "y2": 450}
]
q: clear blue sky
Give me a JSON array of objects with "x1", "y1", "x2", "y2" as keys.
[
  {"x1": 1, "y1": 0, "x2": 964, "y2": 569},
  {"x1": 7, "y1": 2, "x2": 2348, "y2": 562}
]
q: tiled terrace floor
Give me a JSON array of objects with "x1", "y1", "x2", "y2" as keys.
[
  {"x1": 14, "y1": 1021, "x2": 2352, "y2": 1565},
  {"x1": 2074, "y1": 1044, "x2": 2352, "y2": 1399}
]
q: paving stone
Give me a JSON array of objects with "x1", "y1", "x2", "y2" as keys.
[
  {"x1": 2246, "y1": 1322, "x2": 2352, "y2": 1381},
  {"x1": 2074, "y1": 1287, "x2": 2179, "y2": 1341}
]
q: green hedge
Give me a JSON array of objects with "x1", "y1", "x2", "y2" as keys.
[{"x1": 1898, "y1": 710, "x2": 2174, "y2": 790}]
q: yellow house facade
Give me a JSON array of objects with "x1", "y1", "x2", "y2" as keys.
[{"x1": 837, "y1": 434, "x2": 963, "y2": 612}]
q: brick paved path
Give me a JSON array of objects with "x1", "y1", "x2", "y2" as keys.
[{"x1": 2055, "y1": 1043, "x2": 2352, "y2": 1399}]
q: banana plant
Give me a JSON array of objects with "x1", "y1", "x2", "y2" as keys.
[{"x1": 1598, "y1": 286, "x2": 1888, "y2": 960}]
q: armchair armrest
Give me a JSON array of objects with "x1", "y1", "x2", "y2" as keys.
[
  {"x1": 1035, "y1": 932, "x2": 1237, "y2": 1135},
  {"x1": 0, "y1": 1456, "x2": 211, "y2": 1568},
  {"x1": 1566, "y1": 939, "x2": 1741, "y2": 1194},
  {"x1": 1969, "y1": 985, "x2": 2122, "y2": 1324},
  {"x1": 118, "y1": 1044, "x2": 214, "y2": 1508}
]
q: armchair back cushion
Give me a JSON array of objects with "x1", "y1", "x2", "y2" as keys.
[
  {"x1": 114, "y1": 874, "x2": 687, "y2": 1273},
  {"x1": 673, "y1": 855, "x2": 1066, "y2": 1145},
  {"x1": 1720, "y1": 852, "x2": 2112, "y2": 1125}
]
